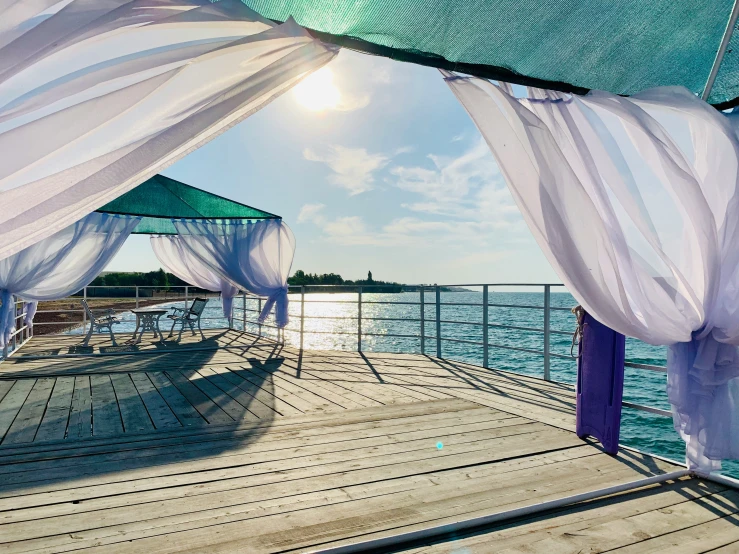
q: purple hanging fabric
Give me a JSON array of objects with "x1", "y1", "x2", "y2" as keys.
[{"x1": 576, "y1": 309, "x2": 626, "y2": 455}]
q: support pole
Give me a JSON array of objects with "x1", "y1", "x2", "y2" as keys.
[
  {"x1": 184, "y1": 286, "x2": 189, "y2": 312},
  {"x1": 242, "y1": 294, "x2": 246, "y2": 331},
  {"x1": 135, "y1": 286, "x2": 139, "y2": 309},
  {"x1": 543, "y1": 284, "x2": 551, "y2": 381},
  {"x1": 357, "y1": 286, "x2": 362, "y2": 352},
  {"x1": 702, "y1": 0, "x2": 739, "y2": 100},
  {"x1": 258, "y1": 298, "x2": 262, "y2": 336},
  {"x1": 435, "y1": 285, "x2": 441, "y2": 358},
  {"x1": 420, "y1": 286, "x2": 425, "y2": 355},
  {"x1": 300, "y1": 285, "x2": 305, "y2": 351},
  {"x1": 483, "y1": 285, "x2": 489, "y2": 369},
  {"x1": 83, "y1": 286, "x2": 87, "y2": 334}
]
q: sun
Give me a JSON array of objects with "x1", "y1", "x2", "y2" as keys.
[{"x1": 293, "y1": 67, "x2": 340, "y2": 111}]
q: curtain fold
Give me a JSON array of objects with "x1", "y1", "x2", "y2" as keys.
[
  {"x1": 151, "y1": 234, "x2": 239, "y2": 321},
  {"x1": 0, "y1": 212, "x2": 140, "y2": 347},
  {"x1": 0, "y1": 0, "x2": 337, "y2": 261},
  {"x1": 444, "y1": 73, "x2": 739, "y2": 471},
  {"x1": 171, "y1": 219, "x2": 295, "y2": 327}
]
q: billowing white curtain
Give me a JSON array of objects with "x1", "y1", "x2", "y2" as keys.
[
  {"x1": 171, "y1": 219, "x2": 295, "y2": 327},
  {"x1": 151, "y1": 235, "x2": 239, "y2": 321},
  {"x1": 0, "y1": 212, "x2": 140, "y2": 346},
  {"x1": 445, "y1": 73, "x2": 739, "y2": 471},
  {"x1": 0, "y1": 0, "x2": 336, "y2": 261}
]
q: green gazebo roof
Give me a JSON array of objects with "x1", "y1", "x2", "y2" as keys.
[{"x1": 97, "y1": 174, "x2": 279, "y2": 235}]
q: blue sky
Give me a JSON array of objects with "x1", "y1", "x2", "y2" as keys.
[{"x1": 107, "y1": 49, "x2": 559, "y2": 285}]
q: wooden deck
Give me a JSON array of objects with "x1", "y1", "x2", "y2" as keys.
[{"x1": 0, "y1": 330, "x2": 736, "y2": 552}]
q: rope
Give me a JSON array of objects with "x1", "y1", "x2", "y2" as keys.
[{"x1": 571, "y1": 305, "x2": 586, "y2": 358}]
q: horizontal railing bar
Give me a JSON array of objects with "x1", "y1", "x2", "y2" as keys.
[
  {"x1": 439, "y1": 336, "x2": 484, "y2": 346},
  {"x1": 488, "y1": 322, "x2": 546, "y2": 334},
  {"x1": 625, "y1": 362, "x2": 667, "y2": 372},
  {"x1": 486, "y1": 302, "x2": 545, "y2": 310},
  {"x1": 489, "y1": 342, "x2": 547, "y2": 356},
  {"x1": 361, "y1": 332, "x2": 422, "y2": 339},
  {"x1": 622, "y1": 401, "x2": 671, "y2": 417},
  {"x1": 437, "y1": 319, "x2": 484, "y2": 327}
]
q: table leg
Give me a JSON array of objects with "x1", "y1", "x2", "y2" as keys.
[
  {"x1": 133, "y1": 314, "x2": 142, "y2": 344},
  {"x1": 155, "y1": 316, "x2": 164, "y2": 342}
]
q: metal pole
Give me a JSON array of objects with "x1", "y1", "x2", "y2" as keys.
[
  {"x1": 11, "y1": 297, "x2": 17, "y2": 351},
  {"x1": 83, "y1": 286, "x2": 87, "y2": 334},
  {"x1": 135, "y1": 286, "x2": 139, "y2": 309},
  {"x1": 543, "y1": 284, "x2": 551, "y2": 381},
  {"x1": 483, "y1": 285, "x2": 489, "y2": 369},
  {"x1": 702, "y1": 0, "x2": 739, "y2": 100},
  {"x1": 312, "y1": 469, "x2": 691, "y2": 554},
  {"x1": 184, "y1": 286, "x2": 189, "y2": 312},
  {"x1": 242, "y1": 294, "x2": 246, "y2": 331},
  {"x1": 258, "y1": 297, "x2": 262, "y2": 336},
  {"x1": 357, "y1": 286, "x2": 362, "y2": 351},
  {"x1": 435, "y1": 285, "x2": 441, "y2": 358},
  {"x1": 300, "y1": 285, "x2": 305, "y2": 351},
  {"x1": 419, "y1": 286, "x2": 425, "y2": 355}
]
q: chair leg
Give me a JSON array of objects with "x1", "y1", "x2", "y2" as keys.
[
  {"x1": 197, "y1": 318, "x2": 205, "y2": 340},
  {"x1": 189, "y1": 320, "x2": 196, "y2": 336},
  {"x1": 82, "y1": 322, "x2": 94, "y2": 346},
  {"x1": 177, "y1": 322, "x2": 185, "y2": 342},
  {"x1": 168, "y1": 320, "x2": 176, "y2": 338},
  {"x1": 108, "y1": 325, "x2": 117, "y2": 347}
]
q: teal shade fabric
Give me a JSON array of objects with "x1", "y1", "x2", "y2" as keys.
[{"x1": 241, "y1": 0, "x2": 739, "y2": 107}]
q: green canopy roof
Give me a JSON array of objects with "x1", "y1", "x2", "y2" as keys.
[
  {"x1": 242, "y1": 0, "x2": 739, "y2": 108},
  {"x1": 97, "y1": 174, "x2": 279, "y2": 235}
]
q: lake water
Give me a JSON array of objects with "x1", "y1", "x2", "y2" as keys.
[{"x1": 68, "y1": 290, "x2": 738, "y2": 475}]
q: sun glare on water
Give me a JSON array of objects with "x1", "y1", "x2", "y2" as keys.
[{"x1": 293, "y1": 67, "x2": 340, "y2": 111}]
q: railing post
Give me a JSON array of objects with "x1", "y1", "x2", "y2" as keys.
[
  {"x1": 242, "y1": 293, "x2": 246, "y2": 331},
  {"x1": 135, "y1": 286, "x2": 139, "y2": 309},
  {"x1": 543, "y1": 284, "x2": 551, "y2": 381},
  {"x1": 435, "y1": 285, "x2": 441, "y2": 358},
  {"x1": 419, "y1": 286, "x2": 425, "y2": 355},
  {"x1": 11, "y1": 297, "x2": 17, "y2": 351},
  {"x1": 184, "y1": 286, "x2": 189, "y2": 311},
  {"x1": 483, "y1": 285, "x2": 489, "y2": 369},
  {"x1": 257, "y1": 297, "x2": 262, "y2": 336},
  {"x1": 82, "y1": 286, "x2": 87, "y2": 334},
  {"x1": 357, "y1": 286, "x2": 363, "y2": 352},
  {"x1": 300, "y1": 285, "x2": 305, "y2": 351}
]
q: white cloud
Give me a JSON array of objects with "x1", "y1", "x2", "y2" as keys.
[
  {"x1": 371, "y1": 66, "x2": 391, "y2": 84},
  {"x1": 297, "y1": 203, "x2": 326, "y2": 225},
  {"x1": 299, "y1": 139, "x2": 527, "y2": 251},
  {"x1": 304, "y1": 145, "x2": 389, "y2": 195},
  {"x1": 389, "y1": 139, "x2": 519, "y2": 225}
]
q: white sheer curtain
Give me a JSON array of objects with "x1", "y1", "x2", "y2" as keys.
[
  {"x1": 444, "y1": 73, "x2": 739, "y2": 471},
  {"x1": 0, "y1": 212, "x2": 140, "y2": 346},
  {"x1": 171, "y1": 219, "x2": 295, "y2": 327},
  {"x1": 0, "y1": 0, "x2": 336, "y2": 261},
  {"x1": 151, "y1": 235, "x2": 239, "y2": 322}
]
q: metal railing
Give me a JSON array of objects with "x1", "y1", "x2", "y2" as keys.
[
  {"x1": 0, "y1": 297, "x2": 33, "y2": 359},
  {"x1": 231, "y1": 283, "x2": 670, "y2": 419},
  {"x1": 2, "y1": 281, "x2": 670, "y2": 420}
]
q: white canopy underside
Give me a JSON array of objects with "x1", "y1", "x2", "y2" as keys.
[{"x1": 0, "y1": 0, "x2": 336, "y2": 260}]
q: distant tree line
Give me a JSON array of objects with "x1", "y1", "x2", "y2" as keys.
[
  {"x1": 89, "y1": 269, "x2": 189, "y2": 288},
  {"x1": 288, "y1": 270, "x2": 408, "y2": 292}
]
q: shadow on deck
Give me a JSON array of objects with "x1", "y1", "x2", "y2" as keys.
[{"x1": 0, "y1": 330, "x2": 735, "y2": 553}]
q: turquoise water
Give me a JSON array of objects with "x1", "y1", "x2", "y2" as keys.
[{"x1": 73, "y1": 290, "x2": 737, "y2": 475}]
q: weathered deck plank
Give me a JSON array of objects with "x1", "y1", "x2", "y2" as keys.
[{"x1": 0, "y1": 330, "x2": 734, "y2": 553}]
